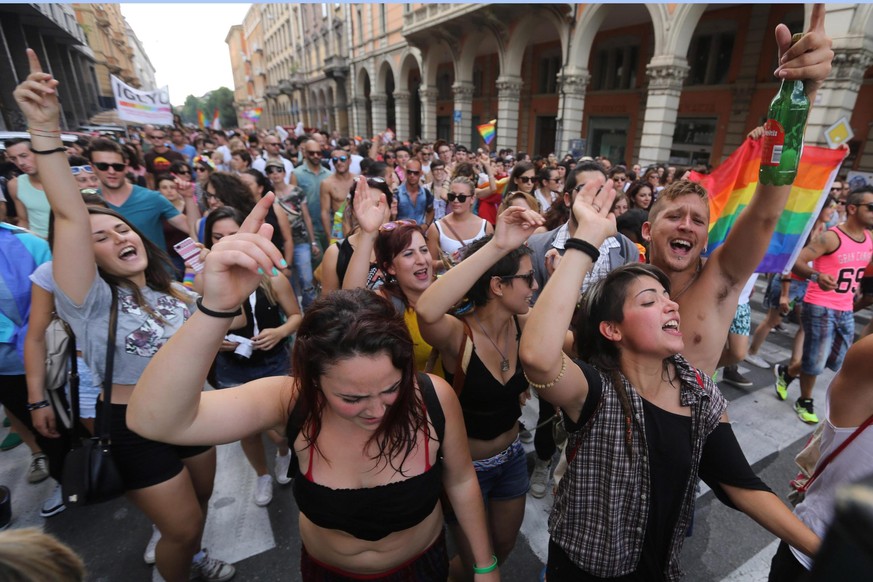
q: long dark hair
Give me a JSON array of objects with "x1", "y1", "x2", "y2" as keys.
[
  {"x1": 85, "y1": 206, "x2": 186, "y2": 305},
  {"x1": 572, "y1": 263, "x2": 672, "y2": 456},
  {"x1": 374, "y1": 221, "x2": 427, "y2": 307},
  {"x1": 291, "y1": 289, "x2": 426, "y2": 471},
  {"x1": 461, "y1": 235, "x2": 533, "y2": 307}
]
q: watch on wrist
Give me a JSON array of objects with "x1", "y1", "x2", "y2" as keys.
[{"x1": 809, "y1": 272, "x2": 820, "y2": 283}]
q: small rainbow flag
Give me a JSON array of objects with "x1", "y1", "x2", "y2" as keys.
[
  {"x1": 212, "y1": 107, "x2": 221, "y2": 131},
  {"x1": 477, "y1": 119, "x2": 496, "y2": 145},
  {"x1": 197, "y1": 110, "x2": 205, "y2": 128},
  {"x1": 689, "y1": 138, "x2": 846, "y2": 274}
]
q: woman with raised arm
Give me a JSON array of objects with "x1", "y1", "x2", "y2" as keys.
[
  {"x1": 13, "y1": 50, "x2": 235, "y2": 581},
  {"x1": 519, "y1": 180, "x2": 820, "y2": 580},
  {"x1": 416, "y1": 205, "x2": 544, "y2": 581},
  {"x1": 127, "y1": 199, "x2": 498, "y2": 579}
]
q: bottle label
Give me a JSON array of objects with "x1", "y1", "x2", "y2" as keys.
[{"x1": 761, "y1": 119, "x2": 785, "y2": 166}]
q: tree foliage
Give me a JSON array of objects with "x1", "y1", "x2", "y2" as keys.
[{"x1": 176, "y1": 87, "x2": 238, "y2": 129}]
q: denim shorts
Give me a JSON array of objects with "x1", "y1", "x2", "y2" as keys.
[
  {"x1": 763, "y1": 276, "x2": 808, "y2": 310},
  {"x1": 729, "y1": 302, "x2": 751, "y2": 336},
  {"x1": 214, "y1": 345, "x2": 291, "y2": 388},
  {"x1": 472, "y1": 437, "x2": 530, "y2": 502},
  {"x1": 800, "y1": 302, "x2": 854, "y2": 376}
]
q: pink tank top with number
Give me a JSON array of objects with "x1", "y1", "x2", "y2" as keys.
[{"x1": 803, "y1": 226, "x2": 873, "y2": 311}]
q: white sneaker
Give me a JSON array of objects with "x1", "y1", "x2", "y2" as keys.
[
  {"x1": 254, "y1": 474, "x2": 273, "y2": 506},
  {"x1": 274, "y1": 451, "x2": 292, "y2": 485},
  {"x1": 144, "y1": 524, "x2": 161, "y2": 565},
  {"x1": 744, "y1": 353, "x2": 771, "y2": 369},
  {"x1": 529, "y1": 458, "x2": 551, "y2": 499},
  {"x1": 40, "y1": 483, "x2": 66, "y2": 518}
]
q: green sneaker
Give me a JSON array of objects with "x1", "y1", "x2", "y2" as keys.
[
  {"x1": 794, "y1": 399, "x2": 819, "y2": 424},
  {"x1": 774, "y1": 365, "x2": 790, "y2": 401},
  {"x1": 0, "y1": 432, "x2": 22, "y2": 452}
]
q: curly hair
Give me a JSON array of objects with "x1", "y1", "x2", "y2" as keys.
[
  {"x1": 291, "y1": 289, "x2": 427, "y2": 472},
  {"x1": 206, "y1": 172, "x2": 256, "y2": 215}
]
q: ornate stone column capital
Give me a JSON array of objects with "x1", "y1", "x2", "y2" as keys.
[
  {"x1": 419, "y1": 88, "x2": 438, "y2": 101},
  {"x1": 393, "y1": 91, "x2": 411, "y2": 101},
  {"x1": 352, "y1": 96, "x2": 368, "y2": 108},
  {"x1": 558, "y1": 72, "x2": 590, "y2": 97},
  {"x1": 452, "y1": 82, "x2": 475, "y2": 101},
  {"x1": 370, "y1": 93, "x2": 388, "y2": 104},
  {"x1": 831, "y1": 48, "x2": 873, "y2": 92},
  {"x1": 495, "y1": 77, "x2": 523, "y2": 101},
  {"x1": 645, "y1": 63, "x2": 689, "y2": 94}
]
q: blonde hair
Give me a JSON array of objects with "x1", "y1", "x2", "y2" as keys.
[
  {"x1": 449, "y1": 176, "x2": 476, "y2": 196},
  {"x1": 0, "y1": 528, "x2": 85, "y2": 582},
  {"x1": 499, "y1": 190, "x2": 541, "y2": 215}
]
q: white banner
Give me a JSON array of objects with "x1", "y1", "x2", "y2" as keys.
[{"x1": 110, "y1": 75, "x2": 173, "y2": 125}]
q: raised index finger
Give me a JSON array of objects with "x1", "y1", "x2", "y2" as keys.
[
  {"x1": 26, "y1": 48, "x2": 43, "y2": 74},
  {"x1": 808, "y1": 4, "x2": 825, "y2": 33},
  {"x1": 240, "y1": 191, "x2": 274, "y2": 234}
]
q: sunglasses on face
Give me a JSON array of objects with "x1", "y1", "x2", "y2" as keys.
[
  {"x1": 94, "y1": 162, "x2": 127, "y2": 172},
  {"x1": 498, "y1": 270, "x2": 535, "y2": 288},
  {"x1": 267, "y1": 167, "x2": 285, "y2": 174},
  {"x1": 176, "y1": 169, "x2": 191, "y2": 175},
  {"x1": 70, "y1": 165, "x2": 93, "y2": 175},
  {"x1": 406, "y1": 170, "x2": 421, "y2": 176},
  {"x1": 860, "y1": 203, "x2": 873, "y2": 212},
  {"x1": 306, "y1": 150, "x2": 322, "y2": 156},
  {"x1": 195, "y1": 166, "x2": 209, "y2": 172},
  {"x1": 331, "y1": 155, "x2": 349, "y2": 163},
  {"x1": 836, "y1": 200, "x2": 847, "y2": 206},
  {"x1": 265, "y1": 142, "x2": 280, "y2": 147},
  {"x1": 517, "y1": 176, "x2": 535, "y2": 184},
  {"x1": 379, "y1": 219, "x2": 418, "y2": 232},
  {"x1": 447, "y1": 193, "x2": 470, "y2": 203}
]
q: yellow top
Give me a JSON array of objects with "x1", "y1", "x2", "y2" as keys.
[{"x1": 404, "y1": 307, "x2": 444, "y2": 378}]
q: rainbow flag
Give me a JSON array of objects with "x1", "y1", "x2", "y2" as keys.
[
  {"x1": 212, "y1": 107, "x2": 221, "y2": 131},
  {"x1": 689, "y1": 138, "x2": 846, "y2": 274},
  {"x1": 197, "y1": 110, "x2": 205, "y2": 128},
  {"x1": 477, "y1": 119, "x2": 496, "y2": 145}
]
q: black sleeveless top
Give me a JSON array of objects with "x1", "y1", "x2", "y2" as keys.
[{"x1": 290, "y1": 373, "x2": 445, "y2": 541}]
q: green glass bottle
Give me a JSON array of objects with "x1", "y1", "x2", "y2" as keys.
[{"x1": 760, "y1": 33, "x2": 810, "y2": 186}]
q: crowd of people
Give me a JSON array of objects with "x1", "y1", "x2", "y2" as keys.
[{"x1": 1, "y1": 6, "x2": 872, "y2": 581}]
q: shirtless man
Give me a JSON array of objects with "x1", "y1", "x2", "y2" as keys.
[
  {"x1": 640, "y1": 5, "x2": 833, "y2": 376},
  {"x1": 320, "y1": 148, "x2": 355, "y2": 244}
]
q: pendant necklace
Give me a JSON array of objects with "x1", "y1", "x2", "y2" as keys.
[{"x1": 472, "y1": 313, "x2": 510, "y2": 372}]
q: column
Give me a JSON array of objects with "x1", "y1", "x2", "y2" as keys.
[
  {"x1": 495, "y1": 75, "x2": 523, "y2": 153},
  {"x1": 393, "y1": 90, "x2": 411, "y2": 142},
  {"x1": 555, "y1": 69, "x2": 590, "y2": 156},
  {"x1": 805, "y1": 47, "x2": 873, "y2": 146},
  {"x1": 419, "y1": 88, "x2": 437, "y2": 142},
  {"x1": 637, "y1": 55, "x2": 688, "y2": 167},
  {"x1": 370, "y1": 92, "x2": 388, "y2": 135},
  {"x1": 452, "y1": 81, "x2": 474, "y2": 146},
  {"x1": 352, "y1": 96, "x2": 368, "y2": 138}
]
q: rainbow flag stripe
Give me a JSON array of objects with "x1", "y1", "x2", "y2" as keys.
[
  {"x1": 689, "y1": 137, "x2": 846, "y2": 274},
  {"x1": 477, "y1": 119, "x2": 496, "y2": 145}
]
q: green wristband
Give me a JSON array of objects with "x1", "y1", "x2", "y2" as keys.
[{"x1": 472, "y1": 554, "x2": 498, "y2": 574}]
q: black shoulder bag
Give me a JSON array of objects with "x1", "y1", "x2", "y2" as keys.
[{"x1": 62, "y1": 288, "x2": 125, "y2": 506}]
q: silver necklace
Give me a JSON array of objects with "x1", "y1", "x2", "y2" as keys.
[{"x1": 472, "y1": 313, "x2": 510, "y2": 372}]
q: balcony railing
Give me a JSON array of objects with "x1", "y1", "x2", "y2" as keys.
[{"x1": 402, "y1": 3, "x2": 483, "y2": 36}]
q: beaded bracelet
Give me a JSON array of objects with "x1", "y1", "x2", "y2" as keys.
[
  {"x1": 195, "y1": 297, "x2": 242, "y2": 318},
  {"x1": 524, "y1": 353, "x2": 567, "y2": 391},
  {"x1": 26, "y1": 400, "x2": 51, "y2": 412},
  {"x1": 29, "y1": 146, "x2": 67, "y2": 156},
  {"x1": 564, "y1": 237, "x2": 600, "y2": 262},
  {"x1": 472, "y1": 554, "x2": 498, "y2": 574}
]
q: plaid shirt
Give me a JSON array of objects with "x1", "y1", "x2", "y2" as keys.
[{"x1": 549, "y1": 355, "x2": 727, "y2": 580}]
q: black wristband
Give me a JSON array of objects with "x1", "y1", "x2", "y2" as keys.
[
  {"x1": 196, "y1": 297, "x2": 242, "y2": 318},
  {"x1": 564, "y1": 238, "x2": 601, "y2": 262},
  {"x1": 29, "y1": 146, "x2": 67, "y2": 156},
  {"x1": 26, "y1": 400, "x2": 51, "y2": 412}
]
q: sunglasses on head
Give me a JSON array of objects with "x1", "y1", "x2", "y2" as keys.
[
  {"x1": 497, "y1": 270, "x2": 535, "y2": 288},
  {"x1": 70, "y1": 165, "x2": 93, "y2": 175},
  {"x1": 266, "y1": 167, "x2": 285, "y2": 174},
  {"x1": 332, "y1": 155, "x2": 349, "y2": 163},
  {"x1": 447, "y1": 193, "x2": 470, "y2": 203},
  {"x1": 379, "y1": 219, "x2": 418, "y2": 232},
  {"x1": 517, "y1": 176, "x2": 535, "y2": 184},
  {"x1": 94, "y1": 162, "x2": 127, "y2": 172}
]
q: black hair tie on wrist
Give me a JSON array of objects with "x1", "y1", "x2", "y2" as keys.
[
  {"x1": 564, "y1": 238, "x2": 601, "y2": 262},
  {"x1": 196, "y1": 297, "x2": 242, "y2": 318},
  {"x1": 29, "y1": 146, "x2": 68, "y2": 155}
]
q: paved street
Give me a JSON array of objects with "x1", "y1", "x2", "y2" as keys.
[{"x1": 1, "y1": 279, "x2": 869, "y2": 581}]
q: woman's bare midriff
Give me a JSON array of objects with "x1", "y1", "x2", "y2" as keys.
[
  {"x1": 468, "y1": 424, "x2": 519, "y2": 461},
  {"x1": 299, "y1": 507, "x2": 443, "y2": 574}
]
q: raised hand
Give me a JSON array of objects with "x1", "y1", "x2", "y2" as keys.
[
  {"x1": 774, "y1": 4, "x2": 833, "y2": 98},
  {"x1": 200, "y1": 193, "x2": 285, "y2": 312},
  {"x1": 12, "y1": 49, "x2": 60, "y2": 127},
  {"x1": 352, "y1": 175, "x2": 388, "y2": 234},
  {"x1": 492, "y1": 205, "x2": 545, "y2": 252},
  {"x1": 571, "y1": 178, "x2": 617, "y2": 245}
]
